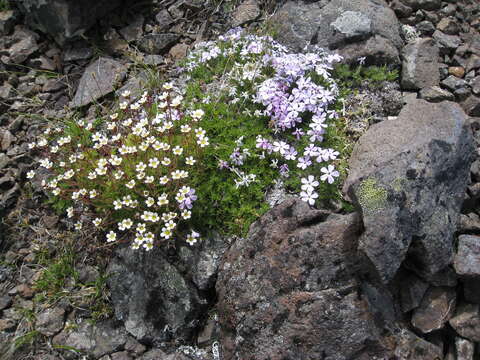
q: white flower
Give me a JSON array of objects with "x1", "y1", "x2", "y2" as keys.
[
  {"x1": 136, "y1": 162, "x2": 147, "y2": 172},
  {"x1": 173, "y1": 146, "x2": 183, "y2": 156},
  {"x1": 122, "y1": 90, "x2": 131, "y2": 97},
  {"x1": 137, "y1": 223, "x2": 146, "y2": 233},
  {"x1": 148, "y1": 157, "x2": 160, "y2": 168},
  {"x1": 180, "y1": 125, "x2": 191, "y2": 133},
  {"x1": 161, "y1": 157, "x2": 171, "y2": 166},
  {"x1": 273, "y1": 141, "x2": 289, "y2": 155},
  {"x1": 301, "y1": 175, "x2": 319, "y2": 192},
  {"x1": 106, "y1": 231, "x2": 117, "y2": 242},
  {"x1": 186, "y1": 231, "x2": 200, "y2": 245},
  {"x1": 185, "y1": 156, "x2": 196, "y2": 165},
  {"x1": 26, "y1": 170, "x2": 35, "y2": 179},
  {"x1": 158, "y1": 193, "x2": 169, "y2": 206},
  {"x1": 145, "y1": 176, "x2": 154, "y2": 184},
  {"x1": 181, "y1": 210, "x2": 191, "y2": 220},
  {"x1": 165, "y1": 220, "x2": 176, "y2": 230},
  {"x1": 320, "y1": 165, "x2": 339, "y2": 184},
  {"x1": 300, "y1": 189, "x2": 318, "y2": 206},
  {"x1": 74, "y1": 222, "x2": 83, "y2": 230},
  {"x1": 113, "y1": 200, "x2": 123, "y2": 210},
  {"x1": 198, "y1": 137, "x2": 209, "y2": 147},
  {"x1": 191, "y1": 109, "x2": 205, "y2": 120},
  {"x1": 159, "y1": 176, "x2": 169, "y2": 185},
  {"x1": 114, "y1": 170, "x2": 124, "y2": 180},
  {"x1": 126, "y1": 180, "x2": 136, "y2": 189},
  {"x1": 146, "y1": 197, "x2": 155, "y2": 207},
  {"x1": 89, "y1": 190, "x2": 97, "y2": 198},
  {"x1": 160, "y1": 228, "x2": 173, "y2": 239},
  {"x1": 118, "y1": 218, "x2": 133, "y2": 230},
  {"x1": 93, "y1": 218, "x2": 102, "y2": 227},
  {"x1": 67, "y1": 207, "x2": 74, "y2": 218}
]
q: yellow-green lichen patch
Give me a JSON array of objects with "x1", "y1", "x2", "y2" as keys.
[{"x1": 356, "y1": 177, "x2": 388, "y2": 213}]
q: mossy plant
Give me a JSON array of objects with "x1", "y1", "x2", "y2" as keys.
[
  {"x1": 356, "y1": 177, "x2": 387, "y2": 213},
  {"x1": 333, "y1": 63, "x2": 399, "y2": 89}
]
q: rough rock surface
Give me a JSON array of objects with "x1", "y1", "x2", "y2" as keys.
[
  {"x1": 343, "y1": 99, "x2": 475, "y2": 283},
  {"x1": 272, "y1": 0, "x2": 402, "y2": 64},
  {"x1": 411, "y1": 286, "x2": 456, "y2": 333},
  {"x1": 107, "y1": 245, "x2": 206, "y2": 344},
  {"x1": 401, "y1": 37, "x2": 440, "y2": 90},
  {"x1": 449, "y1": 303, "x2": 480, "y2": 342},
  {"x1": 17, "y1": 0, "x2": 133, "y2": 44},
  {"x1": 454, "y1": 235, "x2": 480, "y2": 277},
  {"x1": 72, "y1": 57, "x2": 128, "y2": 108}
]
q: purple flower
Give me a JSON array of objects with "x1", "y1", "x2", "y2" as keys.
[
  {"x1": 218, "y1": 160, "x2": 230, "y2": 169},
  {"x1": 284, "y1": 147, "x2": 297, "y2": 161},
  {"x1": 292, "y1": 128, "x2": 305, "y2": 140},
  {"x1": 179, "y1": 189, "x2": 198, "y2": 210},
  {"x1": 279, "y1": 164, "x2": 289, "y2": 178},
  {"x1": 297, "y1": 156, "x2": 312, "y2": 170},
  {"x1": 230, "y1": 148, "x2": 244, "y2": 166}
]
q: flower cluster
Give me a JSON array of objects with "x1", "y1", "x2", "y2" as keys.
[
  {"x1": 29, "y1": 84, "x2": 209, "y2": 249},
  {"x1": 184, "y1": 28, "x2": 342, "y2": 205}
]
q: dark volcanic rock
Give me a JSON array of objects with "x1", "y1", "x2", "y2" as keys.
[
  {"x1": 454, "y1": 235, "x2": 480, "y2": 277},
  {"x1": 217, "y1": 198, "x2": 391, "y2": 360},
  {"x1": 343, "y1": 99, "x2": 475, "y2": 283},
  {"x1": 17, "y1": 0, "x2": 134, "y2": 44},
  {"x1": 399, "y1": 272, "x2": 429, "y2": 312},
  {"x1": 107, "y1": 245, "x2": 206, "y2": 344},
  {"x1": 272, "y1": 0, "x2": 402, "y2": 65},
  {"x1": 72, "y1": 57, "x2": 128, "y2": 108},
  {"x1": 449, "y1": 303, "x2": 480, "y2": 342},
  {"x1": 137, "y1": 34, "x2": 180, "y2": 55},
  {"x1": 419, "y1": 86, "x2": 455, "y2": 102},
  {"x1": 401, "y1": 38, "x2": 439, "y2": 90}
]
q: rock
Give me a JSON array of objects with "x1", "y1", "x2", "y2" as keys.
[
  {"x1": 466, "y1": 55, "x2": 480, "y2": 73},
  {"x1": 272, "y1": 0, "x2": 402, "y2": 65},
  {"x1": 137, "y1": 34, "x2": 180, "y2": 55},
  {"x1": 343, "y1": 100, "x2": 475, "y2": 283},
  {"x1": 419, "y1": 86, "x2": 455, "y2": 102},
  {"x1": 143, "y1": 55, "x2": 164, "y2": 66},
  {"x1": 400, "y1": 273, "x2": 429, "y2": 312},
  {"x1": 459, "y1": 213, "x2": 480, "y2": 233},
  {"x1": 72, "y1": 57, "x2": 128, "y2": 108},
  {"x1": 197, "y1": 317, "x2": 217, "y2": 346},
  {"x1": 53, "y1": 319, "x2": 127, "y2": 358},
  {"x1": 63, "y1": 47, "x2": 93, "y2": 62},
  {"x1": 437, "y1": 18, "x2": 460, "y2": 35},
  {"x1": 449, "y1": 303, "x2": 480, "y2": 342},
  {"x1": 1, "y1": 130, "x2": 14, "y2": 151},
  {"x1": 433, "y1": 30, "x2": 462, "y2": 52},
  {"x1": 3, "y1": 26, "x2": 39, "y2": 64},
  {"x1": 454, "y1": 235, "x2": 480, "y2": 277},
  {"x1": 0, "y1": 10, "x2": 16, "y2": 35},
  {"x1": 216, "y1": 198, "x2": 393, "y2": 359},
  {"x1": 463, "y1": 278, "x2": 480, "y2": 303},
  {"x1": 17, "y1": 0, "x2": 134, "y2": 44},
  {"x1": 337, "y1": 35, "x2": 401, "y2": 65},
  {"x1": 78, "y1": 265, "x2": 99, "y2": 284},
  {"x1": 36, "y1": 306, "x2": 66, "y2": 336},
  {"x1": 390, "y1": 0, "x2": 413, "y2": 18},
  {"x1": 0, "y1": 318, "x2": 16, "y2": 331},
  {"x1": 169, "y1": 43, "x2": 189, "y2": 61},
  {"x1": 449, "y1": 66, "x2": 465, "y2": 78},
  {"x1": 471, "y1": 76, "x2": 480, "y2": 95},
  {"x1": 42, "y1": 78, "x2": 65, "y2": 93},
  {"x1": 461, "y1": 95, "x2": 480, "y2": 117},
  {"x1": 0, "y1": 295, "x2": 12, "y2": 310},
  {"x1": 9, "y1": 284, "x2": 34, "y2": 299},
  {"x1": 456, "y1": 337, "x2": 475, "y2": 360},
  {"x1": 107, "y1": 245, "x2": 206, "y2": 344},
  {"x1": 119, "y1": 15, "x2": 144, "y2": 43},
  {"x1": 0, "y1": 153, "x2": 9, "y2": 171},
  {"x1": 416, "y1": 0, "x2": 441, "y2": 11},
  {"x1": 416, "y1": 20, "x2": 436, "y2": 35},
  {"x1": 155, "y1": 9, "x2": 174, "y2": 32},
  {"x1": 138, "y1": 349, "x2": 169, "y2": 360},
  {"x1": 401, "y1": 38, "x2": 439, "y2": 90},
  {"x1": 394, "y1": 330, "x2": 444, "y2": 360},
  {"x1": 231, "y1": 0, "x2": 260, "y2": 26},
  {"x1": 0, "y1": 82, "x2": 12, "y2": 100},
  {"x1": 411, "y1": 286, "x2": 456, "y2": 333},
  {"x1": 124, "y1": 336, "x2": 146, "y2": 356},
  {"x1": 442, "y1": 75, "x2": 469, "y2": 92}
]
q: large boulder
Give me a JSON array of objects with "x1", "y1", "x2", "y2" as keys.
[
  {"x1": 272, "y1": 0, "x2": 402, "y2": 65},
  {"x1": 216, "y1": 198, "x2": 438, "y2": 359},
  {"x1": 343, "y1": 99, "x2": 475, "y2": 283},
  {"x1": 17, "y1": 0, "x2": 134, "y2": 44},
  {"x1": 401, "y1": 38, "x2": 440, "y2": 90},
  {"x1": 107, "y1": 245, "x2": 207, "y2": 345}
]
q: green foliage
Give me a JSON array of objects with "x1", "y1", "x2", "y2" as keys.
[
  {"x1": 333, "y1": 63, "x2": 399, "y2": 88},
  {"x1": 0, "y1": 0, "x2": 10, "y2": 11}
]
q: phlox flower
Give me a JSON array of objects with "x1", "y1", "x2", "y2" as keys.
[
  {"x1": 301, "y1": 175, "x2": 319, "y2": 192},
  {"x1": 320, "y1": 165, "x2": 339, "y2": 184},
  {"x1": 300, "y1": 188, "x2": 318, "y2": 205}
]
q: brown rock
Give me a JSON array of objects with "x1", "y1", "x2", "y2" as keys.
[
  {"x1": 0, "y1": 318, "x2": 16, "y2": 331},
  {"x1": 231, "y1": 0, "x2": 261, "y2": 26},
  {"x1": 36, "y1": 306, "x2": 66, "y2": 336},
  {"x1": 449, "y1": 66, "x2": 465, "y2": 78},
  {"x1": 168, "y1": 43, "x2": 189, "y2": 61},
  {"x1": 411, "y1": 286, "x2": 456, "y2": 333},
  {"x1": 449, "y1": 303, "x2": 480, "y2": 342}
]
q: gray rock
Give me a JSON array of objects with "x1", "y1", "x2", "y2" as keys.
[
  {"x1": 17, "y1": 0, "x2": 133, "y2": 44},
  {"x1": 217, "y1": 199, "x2": 392, "y2": 359},
  {"x1": 1, "y1": 130, "x2": 14, "y2": 151},
  {"x1": 461, "y1": 95, "x2": 480, "y2": 117},
  {"x1": 0, "y1": 82, "x2": 13, "y2": 100},
  {"x1": 337, "y1": 35, "x2": 401, "y2": 65},
  {"x1": 272, "y1": 0, "x2": 402, "y2": 65},
  {"x1": 416, "y1": 20, "x2": 435, "y2": 35},
  {"x1": 471, "y1": 76, "x2": 480, "y2": 95},
  {"x1": 400, "y1": 273, "x2": 429, "y2": 312},
  {"x1": 36, "y1": 306, "x2": 66, "y2": 336},
  {"x1": 107, "y1": 245, "x2": 206, "y2": 344},
  {"x1": 411, "y1": 286, "x2": 456, "y2": 333},
  {"x1": 454, "y1": 235, "x2": 480, "y2": 277},
  {"x1": 143, "y1": 55, "x2": 164, "y2": 66},
  {"x1": 53, "y1": 319, "x2": 127, "y2": 358},
  {"x1": 436, "y1": 18, "x2": 460, "y2": 35},
  {"x1": 72, "y1": 57, "x2": 128, "y2": 108},
  {"x1": 416, "y1": 0, "x2": 441, "y2": 10},
  {"x1": 138, "y1": 349, "x2": 169, "y2": 360},
  {"x1": 0, "y1": 10, "x2": 16, "y2": 35},
  {"x1": 343, "y1": 100, "x2": 475, "y2": 283},
  {"x1": 419, "y1": 86, "x2": 455, "y2": 102},
  {"x1": 394, "y1": 330, "x2": 443, "y2": 360},
  {"x1": 231, "y1": 0, "x2": 261, "y2": 27},
  {"x1": 442, "y1": 75, "x2": 468, "y2": 92},
  {"x1": 401, "y1": 38, "x2": 439, "y2": 90},
  {"x1": 330, "y1": 11, "x2": 372, "y2": 40},
  {"x1": 63, "y1": 47, "x2": 93, "y2": 62},
  {"x1": 390, "y1": 0, "x2": 413, "y2": 18},
  {"x1": 119, "y1": 15, "x2": 144, "y2": 43},
  {"x1": 459, "y1": 213, "x2": 480, "y2": 233},
  {"x1": 433, "y1": 30, "x2": 462, "y2": 52},
  {"x1": 456, "y1": 337, "x2": 475, "y2": 360},
  {"x1": 466, "y1": 55, "x2": 480, "y2": 73},
  {"x1": 155, "y1": 9, "x2": 174, "y2": 32},
  {"x1": 449, "y1": 303, "x2": 480, "y2": 342},
  {"x1": 0, "y1": 153, "x2": 9, "y2": 171},
  {"x1": 3, "y1": 26, "x2": 39, "y2": 64},
  {"x1": 137, "y1": 34, "x2": 179, "y2": 55},
  {"x1": 0, "y1": 295, "x2": 12, "y2": 310}
]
